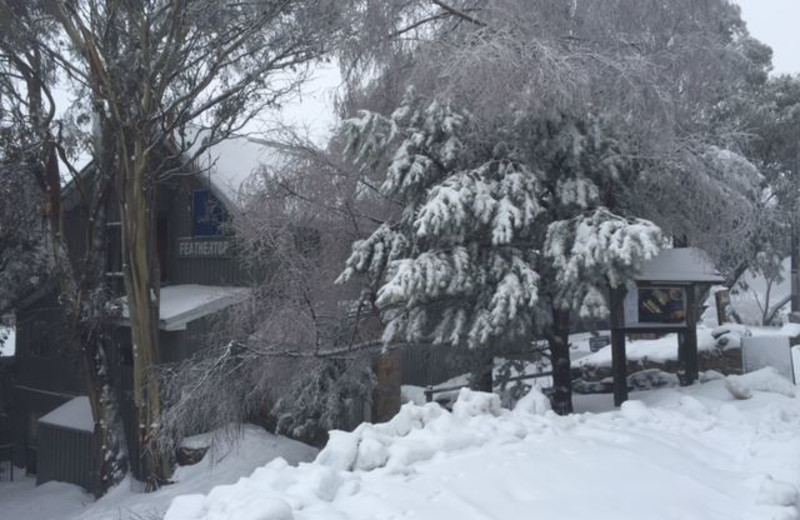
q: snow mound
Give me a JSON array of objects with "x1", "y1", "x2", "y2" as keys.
[
  {"x1": 164, "y1": 377, "x2": 800, "y2": 520},
  {"x1": 317, "y1": 389, "x2": 529, "y2": 474},
  {"x1": 725, "y1": 367, "x2": 797, "y2": 400},
  {"x1": 756, "y1": 476, "x2": 799, "y2": 508},
  {"x1": 513, "y1": 386, "x2": 551, "y2": 415},
  {"x1": 452, "y1": 388, "x2": 503, "y2": 418}
]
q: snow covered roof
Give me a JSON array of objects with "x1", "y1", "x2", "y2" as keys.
[
  {"x1": 117, "y1": 285, "x2": 251, "y2": 331},
  {"x1": 187, "y1": 131, "x2": 283, "y2": 208},
  {"x1": 39, "y1": 396, "x2": 94, "y2": 433},
  {"x1": 635, "y1": 247, "x2": 724, "y2": 284}
]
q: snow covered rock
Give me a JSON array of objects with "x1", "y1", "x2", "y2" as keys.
[
  {"x1": 512, "y1": 386, "x2": 551, "y2": 416},
  {"x1": 725, "y1": 367, "x2": 797, "y2": 400},
  {"x1": 451, "y1": 388, "x2": 503, "y2": 418}
]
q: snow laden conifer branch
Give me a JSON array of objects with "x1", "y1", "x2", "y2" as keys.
[
  {"x1": 339, "y1": 92, "x2": 543, "y2": 351},
  {"x1": 338, "y1": 93, "x2": 664, "y2": 406},
  {"x1": 545, "y1": 208, "x2": 663, "y2": 319}
]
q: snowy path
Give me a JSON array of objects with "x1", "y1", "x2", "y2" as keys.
[{"x1": 166, "y1": 370, "x2": 800, "y2": 520}]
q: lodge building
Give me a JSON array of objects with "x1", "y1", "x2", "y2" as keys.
[{"x1": 4, "y1": 136, "x2": 269, "y2": 493}]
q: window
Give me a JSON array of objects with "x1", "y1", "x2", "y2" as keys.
[
  {"x1": 105, "y1": 218, "x2": 169, "y2": 287},
  {"x1": 105, "y1": 222, "x2": 124, "y2": 294},
  {"x1": 157, "y1": 217, "x2": 169, "y2": 282},
  {"x1": 192, "y1": 190, "x2": 227, "y2": 237}
]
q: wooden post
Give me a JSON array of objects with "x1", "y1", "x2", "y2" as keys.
[
  {"x1": 677, "y1": 331, "x2": 688, "y2": 385},
  {"x1": 684, "y1": 285, "x2": 699, "y2": 384},
  {"x1": 714, "y1": 290, "x2": 730, "y2": 326},
  {"x1": 609, "y1": 286, "x2": 628, "y2": 406},
  {"x1": 371, "y1": 349, "x2": 402, "y2": 422}
]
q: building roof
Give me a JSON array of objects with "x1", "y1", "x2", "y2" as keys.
[
  {"x1": 187, "y1": 131, "x2": 283, "y2": 209},
  {"x1": 634, "y1": 247, "x2": 725, "y2": 284},
  {"x1": 117, "y1": 284, "x2": 251, "y2": 331},
  {"x1": 39, "y1": 396, "x2": 94, "y2": 433},
  {"x1": 62, "y1": 130, "x2": 281, "y2": 213}
]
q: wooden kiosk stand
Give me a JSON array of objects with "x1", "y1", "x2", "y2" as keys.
[{"x1": 609, "y1": 248, "x2": 724, "y2": 406}]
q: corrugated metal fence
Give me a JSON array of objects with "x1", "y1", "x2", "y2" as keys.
[
  {"x1": 400, "y1": 342, "x2": 543, "y2": 387},
  {"x1": 36, "y1": 423, "x2": 97, "y2": 492},
  {"x1": 400, "y1": 343, "x2": 469, "y2": 386}
]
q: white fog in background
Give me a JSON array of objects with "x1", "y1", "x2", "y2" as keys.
[{"x1": 736, "y1": 0, "x2": 800, "y2": 75}]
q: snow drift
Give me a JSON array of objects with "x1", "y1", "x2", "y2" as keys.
[{"x1": 164, "y1": 378, "x2": 800, "y2": 520}]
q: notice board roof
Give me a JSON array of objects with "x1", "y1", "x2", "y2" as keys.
[{"x1": 635, "y1": 247, "x2": 724, "y2": 284}]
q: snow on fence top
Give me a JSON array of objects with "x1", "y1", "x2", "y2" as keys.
[
  {"x1": 38, "y1": 396, "x2": 94, "y2": 433},
  {"x1": 635, "y1": 247, "x2": 724, "y2": 284},
  {"x1": 117, "y1": 284, "x2": 251, "y2": 331},
  {"x1": 0, "y1": 326, "x2": 15, "y2": 357}
]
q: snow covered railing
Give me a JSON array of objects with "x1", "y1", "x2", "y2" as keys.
[{"x1": 424, "y1": 371, "x2": 553, "y2": 403}]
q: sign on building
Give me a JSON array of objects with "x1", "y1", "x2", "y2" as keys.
[{"x1": 178, "y1": 238, "x2": 232, "y2": 258}]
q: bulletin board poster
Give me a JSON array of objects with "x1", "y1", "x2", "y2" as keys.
[{"x1": 637, "y1": 287, "x2": 686, "y2": 324}]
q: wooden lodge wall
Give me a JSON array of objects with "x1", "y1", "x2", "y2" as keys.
[{"x1": 9, "y1": 172, "x2": 252, "y2": 489}]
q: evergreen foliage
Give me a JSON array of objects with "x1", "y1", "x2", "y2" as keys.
[
  {"x1": 339, "y1": 91, "x2": 663, "y2": 359},
  {"x1": 273, "y1": 358, "x2": 375, "y2": 447}
]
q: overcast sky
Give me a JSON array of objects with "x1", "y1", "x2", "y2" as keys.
[
  {"x1": 735, "y1": 0, "x2": 800, "y2": 75},
  {"x1": 54, "y1": 2, "x2": 800, "y2": 149},
  {"x1": 283, "y1": 2, "x2": 800, "y2": 141}
]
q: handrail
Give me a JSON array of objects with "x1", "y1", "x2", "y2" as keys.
[{"x1": 424, "y1": 371, "x2": 553, "y2": 403}]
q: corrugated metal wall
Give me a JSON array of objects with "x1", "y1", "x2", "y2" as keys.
[
  {"x1": 400, "y1": 341, "x2": 540, "y2": 386},
  {"x1": 9, "y1": 387, "x2": 73, "y2": 469},
  {"x1": 36, "y1": 423, "x2": 97, "y2": 493},
  {"x1": 165, "y1": 180, "x2": 249, "y2": 287},
  {"x1": 400, "y1": 344, "x2": 470, "y2": 386}
]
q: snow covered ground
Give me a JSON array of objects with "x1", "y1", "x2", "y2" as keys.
[
  {"x1": 0, "y1": 425, "x2": 317, "y2": 520},
  {"x1": 573, "y1": 326, "x2": 720, "y2": 368},
  {"x1": 162, "y1": 369, "x2": 799, "y2": 520},
  {"x1": 3, "y1": 362, "x2": 799, "y2": 520}
]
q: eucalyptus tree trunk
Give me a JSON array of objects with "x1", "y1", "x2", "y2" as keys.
[
  {"x1": 118, "y1": 139, "x2": 170, "y2": 488},
  {"x1": 22, "y1": 52, "x2": 128, "y2": 495}
]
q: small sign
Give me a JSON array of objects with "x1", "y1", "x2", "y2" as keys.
[
  {"x1": 589, "y1": 335, "x2": 611, "y2": 352},
  {"x1": 178, "y1": 238, "x2": 232, "y2": 258},
  {"x1": 715, "y1": 290, "x2": 731, "y2": 325}
]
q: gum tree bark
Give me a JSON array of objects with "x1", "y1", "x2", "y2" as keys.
[{"x1": 0, "y1": 7, "x2": 128, "y2": 493}]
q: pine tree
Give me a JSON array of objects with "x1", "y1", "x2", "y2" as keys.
[{"x1": 340, "y1": 92, "x2": 662, "y2": 409}]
